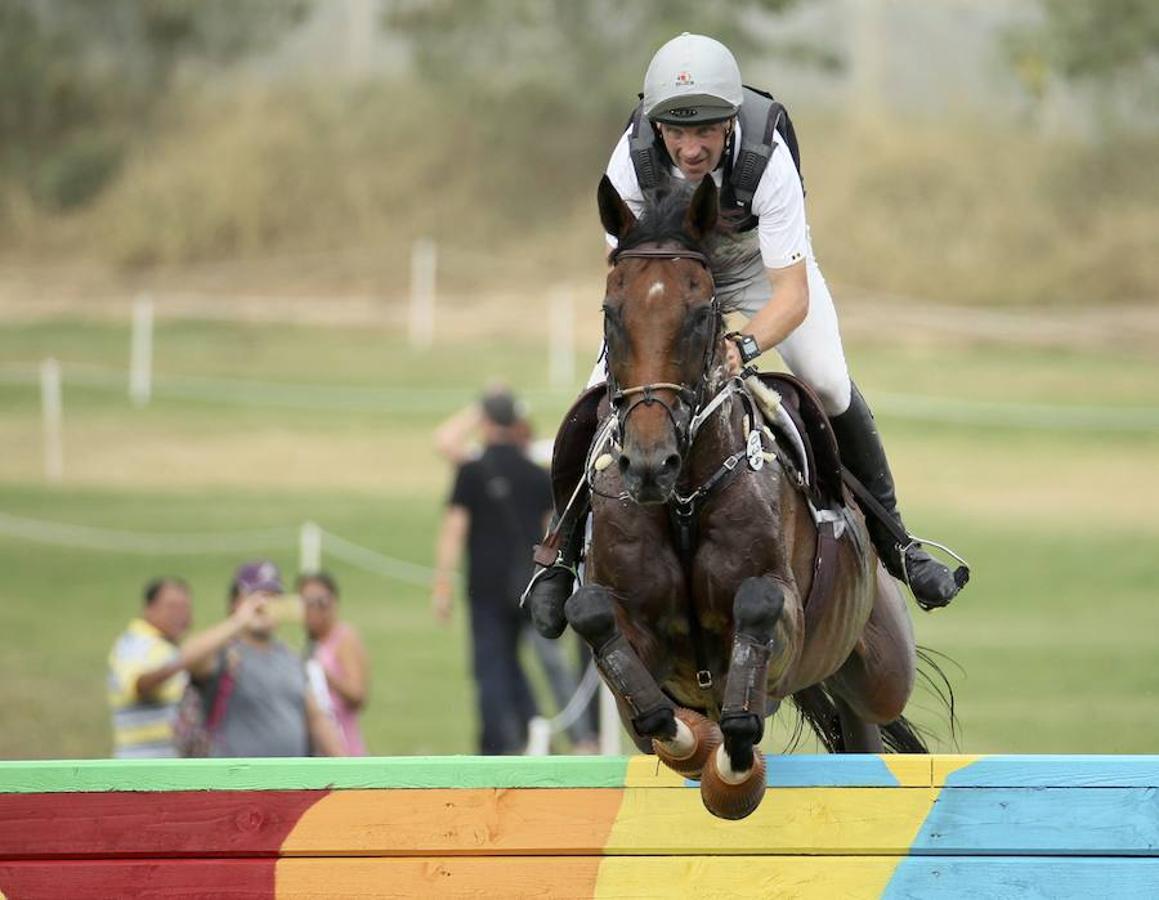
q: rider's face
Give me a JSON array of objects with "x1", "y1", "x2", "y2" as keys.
[{"x1": 658, "y1": 120, "x2": 732, "y2": 181}]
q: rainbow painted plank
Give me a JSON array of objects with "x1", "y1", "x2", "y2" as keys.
[{"x1": 1, "y1": 754, "x2": 1157, "y2": 898}]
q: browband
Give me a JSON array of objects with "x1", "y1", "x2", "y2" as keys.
[{"x1": 613, "y1": 246, "x2": 712, "y2": 269}]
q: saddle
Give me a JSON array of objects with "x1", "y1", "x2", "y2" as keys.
[{"x1": 549, "y1": 383, "x2": 606, "y2": 513}]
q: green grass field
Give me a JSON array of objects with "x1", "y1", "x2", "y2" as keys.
[{"x1": 1, "y1": 314, "x2": 1157, "y2": 759}]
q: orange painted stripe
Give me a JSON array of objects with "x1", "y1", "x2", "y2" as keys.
[
  {"x1": 279, "y1": 788, "x2": 625, "y2": 857},
  {"x1": 276, "y1": 857, "x2": 604, "y2": 898}
]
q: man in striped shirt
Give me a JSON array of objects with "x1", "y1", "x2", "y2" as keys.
[{"x1": 106, "y1": 577, "x2": 263, "y2": 758}]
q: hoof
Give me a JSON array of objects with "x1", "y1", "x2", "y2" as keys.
[
  {"x1": 699, "y1": 744, "x2": 767, "y2": 820},
  {"x1": 652, "y1": 708, "x2": 722, "y2": 779}
]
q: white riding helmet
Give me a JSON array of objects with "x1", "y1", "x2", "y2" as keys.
[{"x1": 643, "y1": 33, "x2": 743, "y2": 125}]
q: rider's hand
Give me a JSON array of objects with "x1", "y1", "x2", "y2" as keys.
[{"x1": 723, "y1": 338, "x2": 742, "y2": 375}]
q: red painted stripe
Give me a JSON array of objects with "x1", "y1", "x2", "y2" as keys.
[
  {"x1": 0, "y1": 859, "x2": 279, "y2": 900},
  {"x1": 0, "y1": 791, "x2": 326, "y2": 860}
]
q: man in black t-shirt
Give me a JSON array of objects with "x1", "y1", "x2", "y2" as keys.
[{"x1": 432, "y1": 390, "x2": 553, "y2": 754}]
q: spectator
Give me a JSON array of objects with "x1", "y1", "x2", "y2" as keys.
[
  {"x1": 106, "y1": 576, "x2": 265, "y2": 759},
  {"x1": 300, "y1": 571, "x2": 369, "y2": 756},
  {"x1": 434, "y1": 391, "x2": 598, "y2": 752},
  {"x1": 190, "y1": 560, "x2": 344, "y2": 758},
  {"x1": 432, "y1": 388, "x2": 553, "y2": 755}
]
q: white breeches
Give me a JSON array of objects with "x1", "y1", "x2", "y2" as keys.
[{"x1": 586, "y1": 258, "x2": 853, "y2": 416}]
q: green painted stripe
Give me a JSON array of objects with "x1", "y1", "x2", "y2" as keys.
[
  {"x1": 6, "y1": 755, "x2": 1156, "y2": 795},
  {"x1": 0, "y1": 755, "x2": 632, "y2": 794}
]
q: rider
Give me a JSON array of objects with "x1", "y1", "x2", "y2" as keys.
[{"x1": 526, "y1": 32, "x2": 966, "y2": 620}]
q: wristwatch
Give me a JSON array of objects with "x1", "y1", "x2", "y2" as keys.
[{"x1": 731, "y1": 332, "x2": 762, "y2": 364}]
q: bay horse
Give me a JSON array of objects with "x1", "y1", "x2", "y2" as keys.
[{"x1": 561, "y1": 175, "x2": 923, "y2": 819}]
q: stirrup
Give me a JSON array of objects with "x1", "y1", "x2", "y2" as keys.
[
  {"x1": 900, "y1": 536, "x2": 971, "y2": 592},
  {"x1": 519, "y1": 556, "x2": 578, "y2": 607}
]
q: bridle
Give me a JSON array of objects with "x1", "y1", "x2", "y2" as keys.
[{"x1": 604, "y1": 245, "x2": 722, "y2": 457}]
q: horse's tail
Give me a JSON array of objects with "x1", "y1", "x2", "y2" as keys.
[
  {"x1": 787, "y1": 645, "x2": 959, "y2": 754},
  {"x1": 787, "y1": 684, "x2": 845, "y2": 753}
]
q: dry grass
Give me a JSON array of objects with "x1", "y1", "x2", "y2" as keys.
[{"x1": 5, "y1": 84, "x2": 1157, "y2": 310}]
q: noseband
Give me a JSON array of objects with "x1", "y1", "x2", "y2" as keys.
[{"x1": 605, "y1": 246, "x2": 720, "y2": 454}]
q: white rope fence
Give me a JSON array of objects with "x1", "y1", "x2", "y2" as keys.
[
  {"x1": 0, "y1": 511, "x2": 297, "y2": 555},
  {"x1": 318, "y1": 528, "x2": 437, "y2": 588},
  {"x1": 4, "y1": 359, "x2": 1158, "y2": 430}
]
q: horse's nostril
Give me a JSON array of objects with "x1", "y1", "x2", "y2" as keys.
[
  {"x1": 662, "y1": 454, "x2": 681, "y2": 472},
  {"x1": 618, "y1": 454, "x2": 631, "y2": 474}
]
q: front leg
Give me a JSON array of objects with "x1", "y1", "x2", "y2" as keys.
[
  {"x1": 719, "y1": 575, "x2": 784, "y2": 769},
  {"x1": 565, "y1": 584, "x2": 676, "y2": 741},
  {"x1": 566, "y1": 584, "x2": 722, "y2": 776},
  {"x1": 700, "y1": 575, "x2": 784, "y2": 820},
  {"x1": 563, "y1": 586, "x2": 676, "y2": 741}
]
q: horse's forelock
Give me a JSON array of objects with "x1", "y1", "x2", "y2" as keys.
[{"x1": 612, "y1": 180, "x2": 718, "y2": 261}]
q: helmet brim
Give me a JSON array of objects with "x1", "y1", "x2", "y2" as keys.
[{"x1": 647, "y1": 98, "x2": 738, "y2": 126}]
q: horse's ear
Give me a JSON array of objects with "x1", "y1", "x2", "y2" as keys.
[
  {"x1": 684, "y1": 177, "x2": 718, "y2": 240},
  {"x1": 598, "y1": 175, "x2": 636, "y2": 241}
]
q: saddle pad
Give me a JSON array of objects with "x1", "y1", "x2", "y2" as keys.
[{"x1": 758, "y1": 373, "x2": 846, "y2": 509}]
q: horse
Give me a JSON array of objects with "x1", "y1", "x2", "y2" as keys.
[{"x1": 556, "y1": 174, "x2": 924, "y2": 819}]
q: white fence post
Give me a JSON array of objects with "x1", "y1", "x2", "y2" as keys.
[
  {"x1": 598, "y1": 683, "x2": 621, "y2": 756},
  {"x1": 548, "y1": 286, "x2": 575, "y2": 390},
  {"x1": 299, "y1": 521, "x2": 323, "y2": 573},
  {"x1": 40, "y1": 358, "x2": 63, "y2": 484},
  {"x1": 129, "y1": 293, "x2": 154, "y2": 408},
  {"x1": 525, "y1": 716, "x2": 552, "y2": 756},
  {"x1": 409, "y1": 238, "x2": 437, "y2": 349}
]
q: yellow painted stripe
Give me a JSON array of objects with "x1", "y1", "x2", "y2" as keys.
[
  {"x1": 595, "y1": 855, "x2": 909, "y2": 898},
  {"x1": 880, "y1": 753, "x2": 934, "y2": 786},
  {"x1": 931, "y1": 754, "x2": 981, "y2": 785},
  {"x1": 602, "y1": 786, "x2": 941, "y2": 856},
  {"x1": 624, "y1": 754, "x2": 686, "y2": 788}
]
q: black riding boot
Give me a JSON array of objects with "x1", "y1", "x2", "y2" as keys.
[
  {"x1": 522, "y1": 503, "x2": 587, "y2": 639},
  {"x1": 830, "y1": 384, "x2": 967, "y2": 610}
]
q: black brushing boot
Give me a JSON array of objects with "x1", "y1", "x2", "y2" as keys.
[{"x1": 830, "y1": 384, "x2": 968, "y2": 610}]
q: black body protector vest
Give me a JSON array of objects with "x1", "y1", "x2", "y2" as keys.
[{"x1": 628, "y1": 85, "x2": 804, "y2": 232}]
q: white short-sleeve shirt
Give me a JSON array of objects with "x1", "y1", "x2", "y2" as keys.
[{"x1": 603, "y1": 121, "x2": 811, "y2": 270}]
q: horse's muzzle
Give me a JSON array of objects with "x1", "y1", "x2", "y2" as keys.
[{"x1": 618, "y1": 448, "x2": 681, "y2": 504}]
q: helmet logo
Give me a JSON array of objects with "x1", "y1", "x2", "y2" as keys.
[
  {"x1": 668, "y1": 107, "x2": 698, "y2": 119},
  {"x1": 675, "y1": 70, "x2": 695, "y2": 86}
]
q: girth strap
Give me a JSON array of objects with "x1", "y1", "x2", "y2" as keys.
[
  {"x1": 669, "y1": 446, "x2": 748, "y2": 699},
  {"x1": 803, "y1": 520, "x2": 840, "y2": 638}
]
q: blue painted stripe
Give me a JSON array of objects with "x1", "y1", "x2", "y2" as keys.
[
  {"x1": 945, "y1": 755, "x2": 1159, "y2": 788},
  {"x1": 908, "y1": 787, "x2": 1159, "y2": 856},
  {"x1": 885, "y1": 857, "x2": 1159, "y2": 899},
  {"x1": 684, "y1": 753, "x2": 901, "y2": 788}
]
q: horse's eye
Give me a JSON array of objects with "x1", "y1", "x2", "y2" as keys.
[{"x1": 688, "y1": 306, "x2": 714, "y2": 329}]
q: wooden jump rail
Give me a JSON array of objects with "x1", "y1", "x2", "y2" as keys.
[{"x1": 1, "y1": 754, "x2": 1157, "y2": 898}]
